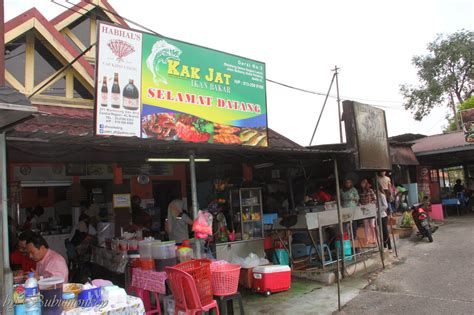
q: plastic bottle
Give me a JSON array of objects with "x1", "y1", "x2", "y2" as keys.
[{"x1": 24, "y1": 273, "x2": 41, "y2": 315}]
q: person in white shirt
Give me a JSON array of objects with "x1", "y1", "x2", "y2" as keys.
[
  {"x1": 377, "y1": 189, "x2": 392, "y2": 252},
  {"x1": 377, "y1": 171, "x2": 392, "y2": 203}
]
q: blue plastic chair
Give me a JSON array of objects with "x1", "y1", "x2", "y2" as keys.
[{"x1": 309, "y1": 244, "x2": 333, "y2": 265}]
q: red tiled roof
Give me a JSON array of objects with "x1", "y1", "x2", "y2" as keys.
[
  {"x1": 50, "y1": 0, "x2": 128, "y2": 28},
  {"x1": 99, "y1": 0, "x2": 128, "y2": 26},
  {"x1": 13, "y1": 105, "x2": 93, "y2": 137},
  {"x1": 11, "y1": 105, "x2": 303, "y2": 149},
  {"x1": 412, "y1": 131, "x2": 474, "y2": 154},
  {"x1": 5, "y1": 8, "x2": 94, "y2": 78},
  {"x1": 36, "y1": 105, "x2": 93, "y2": 119}
]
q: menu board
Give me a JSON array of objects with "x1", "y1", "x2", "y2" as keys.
[
  {"x1": 343, "y1": 101, "x2": 392, "y2": 170},
  {"x1": 95, "y1": 22, "x2": 268, "y2": 146}
]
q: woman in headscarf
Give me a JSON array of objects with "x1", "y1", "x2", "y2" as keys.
[{"x1": 165, "y1": 199, "x2": 193, "y2": 244}]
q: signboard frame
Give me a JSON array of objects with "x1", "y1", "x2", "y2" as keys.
[
  {"x1": 342, "y1": 100, "x2": 392, "y2": 171},
  {"x1": 460, "y1": 108, "x2": 474, "y2": 143},
  {"x1": 112, "y1": 193, "x2": 131, "y2": 208},
  {"x1": 94, "y1": 21, "x2": 268, "y2": 147}
]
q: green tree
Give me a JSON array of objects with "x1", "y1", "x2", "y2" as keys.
[
  {"x1": 444, "y1": 96, "x2": 474, "y2": 132},
  {"x1": 400, "y1": 30, "x2": 473, "y2": 127}
]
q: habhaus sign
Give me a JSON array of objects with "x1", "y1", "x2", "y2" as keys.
[{"x1": 95, "y1": 22, "x2": 268, "y2": 147}]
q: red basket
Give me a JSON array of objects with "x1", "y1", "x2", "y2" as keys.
[
  {"x1": 174, "y1": 259, "x2": 213, "y2": 305},
  {"x1": 210, "y1": 263, "x2": 241, "y2": 296}
]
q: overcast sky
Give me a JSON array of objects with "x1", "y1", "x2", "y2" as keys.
[{"x1": 5, "y1": 0, "x2": 473, "y2": 145}]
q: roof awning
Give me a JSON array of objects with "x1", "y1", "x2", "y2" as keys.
[
  {"x1": 0, "y1": 86, "x2": 37, "y2": 130},
  {"x1": 390, "y1": 145, "x2": 419, "y2": 166},
  {"x1": 6, "y1": 104, "x2": 351, "y2": 164}
]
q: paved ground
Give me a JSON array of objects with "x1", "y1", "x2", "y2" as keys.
[
  {"x1": 241, "y1": 214, "x2": 474, "y2": 315},
  {"x1": 343, "y1": 214, "x2": 474, "y2": 315},
  {"x1": 241, "y1": 243, "x2": 390, "y2": 314}
]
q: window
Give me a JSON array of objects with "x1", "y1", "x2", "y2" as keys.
[
  {"x1": 42, "y1": 76, "x2": 66, "y2": 97},
  {"x1": 4, "y1": 35, "x2": 26, "y2": 85},
  {"x1": 34, "y1": 38, "x2": 64, "y2": 85},
  {"x1": 69, "y1": 16, "x2": 91, "y2": 47},
  {"x1": 73, "y1": 78, "x2": 93, "y2": 99}
]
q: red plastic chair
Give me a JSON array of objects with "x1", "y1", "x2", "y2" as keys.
[
  {"x1": 130, "y1": 287, "x2": 162, "y2": 315},
  {"x1": 165, "y1": 266, "x2": 220, "y2": 315}
]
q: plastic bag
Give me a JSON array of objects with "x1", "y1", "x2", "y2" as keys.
[
  {"x1": 243, "y1": 253, "x2": 262, "y2": 268},
  {"x1": 192, "y1": 210, "x2": 213, "y2": 239}
]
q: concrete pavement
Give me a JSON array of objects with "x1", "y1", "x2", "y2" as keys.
[{"x1": 343, "y1": 214, "x2": 474, "y2": 315}]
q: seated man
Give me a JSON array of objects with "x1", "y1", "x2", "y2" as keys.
[
  {"x1": 10, "y1": 230, "x2": 37, "y2": 273},
  {"x1": 26, "y1": 234, "x2": 68, "y2": 282}
]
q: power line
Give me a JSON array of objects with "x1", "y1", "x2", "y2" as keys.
[
  {"x1": 266, "y1": 79, "x2": 327, "y2": 96},
  {"x1": 51, "y1": 0, "x2": 405, "y2": 109},
  {"x1": 267, "y1": 79, "x2": 404, "y2": 109}
]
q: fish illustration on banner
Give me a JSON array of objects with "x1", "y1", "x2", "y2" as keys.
[{"x1": 146, "y1": 40, "x2": 182, "y2": 85}]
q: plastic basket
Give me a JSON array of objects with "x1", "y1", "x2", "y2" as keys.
[
  {"x1": 210, "y1": 263, "x2": 241, "y2": 296},
  {"x1": 174, "y1": 259, "x2": 213, "y2": 305}
]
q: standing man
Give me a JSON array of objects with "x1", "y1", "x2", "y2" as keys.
[
  {"x1": 377, "y1": 171, "x2": 392, "y2": 206},
  {"x1": 26, "y1": 235, "x2": 68, "y2": 282}
]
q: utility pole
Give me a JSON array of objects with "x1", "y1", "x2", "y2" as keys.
[
  {"x1": 0, "y1": 0, "x2": 4, "y2": 86},
  {"x1": 309, "y1": 72, "x2": 336, "y2": 146},
  {"x1": 309, "y1": 66, "x2": 344, "y2": 146},
  {"x1": 334, "y1": 66, "x2": 343, "y2": 143}
]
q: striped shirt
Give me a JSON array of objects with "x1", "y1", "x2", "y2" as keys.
[{"x1": 359, "y1": 188, "x2": 376, "y2": 205}]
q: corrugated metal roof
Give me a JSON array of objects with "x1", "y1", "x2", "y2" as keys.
[
  {"x1": 411, "y1": 131, "x2": 474, "y2": 154},
  {"x1": 390, "y1": 145, "x2": 419, "y2": 165}
]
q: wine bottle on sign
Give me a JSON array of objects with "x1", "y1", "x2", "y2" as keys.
[
  {"x1": 100, "y1": 76, "x2": 108, "y2": 107},
  {"x1": 111, "y1": 73, "x2": 121, "y2": 109},
  {"x1": 123, "y1": 79, "x2": 139, "y2": 110}
]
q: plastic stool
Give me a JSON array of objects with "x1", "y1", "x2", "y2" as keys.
[
  {"x1": 215, "y1": 292, "x2": 244, "y2": 315},
  {"x1": 310, "y1": 244, "x2": 333, "y2": 264}
]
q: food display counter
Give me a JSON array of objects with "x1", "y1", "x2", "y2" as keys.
[
  {"x1": 214, "y1": 188, "x2": 265, "y2": 261},
  {"x1": 271, "y1": 204, "x2": 378, "y2": 268},
  {"x1": 215, "y1": 238, "x2": 265, "y2": 262},
  {"x1": 91, "y1": 246, "x2": 129, "y2": 274}
]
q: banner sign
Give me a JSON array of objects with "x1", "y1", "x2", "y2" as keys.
[
  {"x1": 460, "y1": 108, "x2": 474, "y2": 143},
  {"x1": 342, "y1": 101, "x2": 392, "y2": 170},
  {"x1": 95, "y1": 22, "x2": 268, "y2": 147}
]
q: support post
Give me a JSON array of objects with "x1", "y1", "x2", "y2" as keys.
[
  {"x1": 1, "y1": 133, "x2": 13, "y2": 315},
  {"x1": 0, "y1": 0, "x2": 5, "y2": 86},
  {"x1": 333, "y1": 158, "x2": 345, "y2": 276},
  {"x1": 288, "y1": 170, "x2": 295, "y2": 213},
  {"x1": 189, "y1": 152, "x2": 201, "y2": 258},
  {"x1": 334, "y1": 66, "x2": 343, "y2": 143},
  {"x1": 374, "y1": 174, "x2": 385, "y2": 268}
]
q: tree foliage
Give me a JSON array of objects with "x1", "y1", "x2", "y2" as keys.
[{"x1": 401, "y1": 30, "x2": 473, "y2": 121}]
